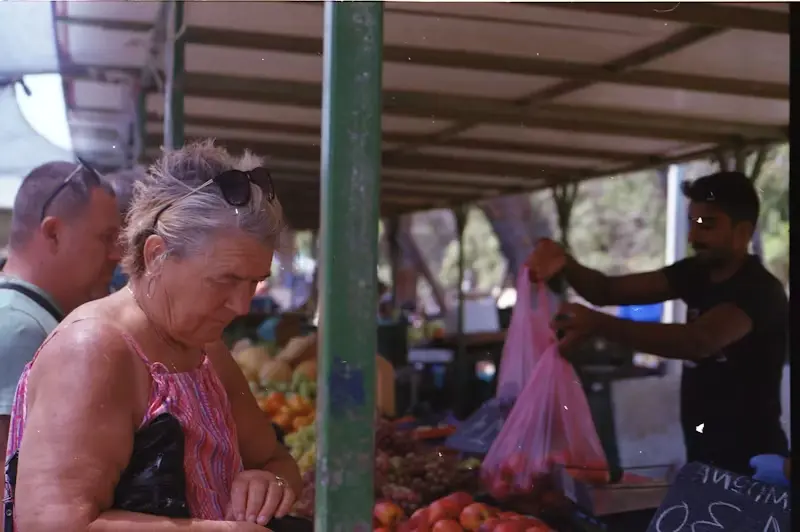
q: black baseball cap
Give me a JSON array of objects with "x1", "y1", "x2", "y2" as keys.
[{"x1": 681, "y1": 171, "x2": 760, "y2": 225}]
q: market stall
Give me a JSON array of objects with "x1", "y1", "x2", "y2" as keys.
[{"x1": 41, "y1": 1, "x2": 790, "y2": 530}]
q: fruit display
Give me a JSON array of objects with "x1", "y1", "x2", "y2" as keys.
[
  {"x1": 255, "y1": 371, "x2": 317, "y2": 435},
  {"x1": 285, "y1": 424, "x2": 316, "y2": 473},
  {"x1": 291, "y1": 419, "x2": 482, "y2": 520},
  {"x1": 482, "y1": 450, "x2": 610, "y2": 503},
  {"x1": 372, "y1": 493, "x2": 555, "y2": 531}
]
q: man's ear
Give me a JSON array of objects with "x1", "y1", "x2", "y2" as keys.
[
  {"x1": 734, "y1": 220, "x2": 757, "y2": 247},
  {"x1": 39, "y1": 216, "x2": 62, "y2": 251}
]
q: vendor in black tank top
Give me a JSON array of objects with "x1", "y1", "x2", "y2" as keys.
[{"x1": 525, "y1": 170, "x2": 788, "y2": 476}]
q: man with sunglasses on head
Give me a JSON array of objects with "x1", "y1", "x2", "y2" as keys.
[
  {"x1": 0, "y1": 160, "x2": 121, "y2": 456},
  {"x1": 527, "y1": 170, "x2": 788, "y2": 476}
]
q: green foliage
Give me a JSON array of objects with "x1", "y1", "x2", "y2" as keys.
[{"x1": 429, "y1": 143, "x2": 789, "y2": 291}]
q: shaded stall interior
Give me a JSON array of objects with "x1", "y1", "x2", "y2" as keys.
[{"x1": 43, "y1": 1, "x2": 789, "y2": 528}]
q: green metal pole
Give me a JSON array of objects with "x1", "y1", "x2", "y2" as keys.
[
  {"x1": 315, "y1": 2, "x2": 384, "y2": 530},
  {"x1": 163, "y1": 0, "x2": 185, "y2": 150}
]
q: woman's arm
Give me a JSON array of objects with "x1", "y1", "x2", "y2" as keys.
[
  {"x1": 90, "y1": 511, "x2": 259, "y2": 531},
  {"x1": 15, "y1": 322, "x2": 258, "y2": 532},
  {"x1": 207, "y1": 341, "x2": 303, "y2": 497}
]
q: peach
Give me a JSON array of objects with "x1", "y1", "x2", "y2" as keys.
[
  {"x1": 506, "y1": 453, "x2": 529, "y2": 474},
  {"x1": 444, "y1": 491, "x2": 474, "y2": 511},
  {"x1": 373, "y1": 501, "x2": 405, "y2": 528},
  {"x1": 432, "y1": 519, "x2": 463, "y2": 532},
  {"x1": 493, "y1": 522, "x2": 528, "y2": 532},
  {"x1": 407, "y1": 508, "x2": 432, "y2": 532},
  {"x1": 428, "y1": 499, "x2": 461, "y2": 523},
  {"x1": 459, "y1": 502, "x2": 496, "y2": 531},
  {"x1": 489, "y1": 478, "x2": 512, "y2": 500},
  {"x1": 479, "y1": 517, "x2": 504, "y2": 532}
]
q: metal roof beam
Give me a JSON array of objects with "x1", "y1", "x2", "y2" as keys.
[
  {"x1": 54, "y1": 16, "x2": 787, "y2": 99},
  {"x1": 163, "y1": 73, "x2": 785, "y2": 143},
  {"x1": 144, "y1": 135, "x2": 575, "y2": 181},
  {"x1": 540, "y1": 2, "x2": 788, "y2": 34},
  {"x1": 109, "y1": 109, "x2": 655, "y2": 162}
]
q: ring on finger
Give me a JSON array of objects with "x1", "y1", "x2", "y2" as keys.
[{"x1": 274, "y1": 475, "x2": 287, "y2": 488}]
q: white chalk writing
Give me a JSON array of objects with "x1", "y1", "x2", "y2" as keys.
[{"x1": 694, "y1": 464, "x2": 789, "y2": 511}]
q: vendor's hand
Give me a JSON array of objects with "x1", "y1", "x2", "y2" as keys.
[
  {"x1": 551, "y1": 302, "x2": 603, "y2": 356},
  {"x1": 227, "y1": 469, "x2": 296, "y2": 526},
  {"x1": 749, "y1": 454, "x2": 789, "y2": 487},
  {"x1": 525, "y1": 238, "x2": 567, "y2": 283}
]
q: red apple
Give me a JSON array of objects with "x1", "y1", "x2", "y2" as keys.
[
  {"x1": 444, "y1": 491, "x2": 474, "y2": 511},
  {"x1": 459, "y1": 502, "x2": 496, "y2": 531},
  {"x1": 407, "y1": 508, "x2": 432, "y2": 532},
  {"x1": 506, "y1": 452, "x2": 529, "y2": 474},
  {"x1": 479, "y1": 517, "x2": 503, "y2": 532},
  {"x1": 432, "y1": 519, "x2": 463, "y2": 532},
  {"x1": 428, "y1": 499, "x2": 461, "y2": 523},
  {"x1": 493, "y1": 522, "x2": 528, "y2": 532},
  {"x1": 373, "y1": 501, "x2": 405, "y2": 528},
  {"x1": 489, "y1": 477, "x2": 512, "y2": 500}
]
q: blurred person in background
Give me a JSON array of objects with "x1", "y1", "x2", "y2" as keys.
[
  {"x1": 104, "y1": 166, "x2": 147, "y2": 293},
  {"x1": 0, "y1": 160, "x2": 120, "y2": 458}
]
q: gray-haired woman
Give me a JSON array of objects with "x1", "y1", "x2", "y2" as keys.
[{"x1": 6, "y1": 140, "x2": 302, "y2": 531}]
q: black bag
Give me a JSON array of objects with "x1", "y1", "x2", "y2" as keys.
[
  {"x1": 112, "y1": 413, "x2": 191, "y2": 518},
  {"x1": 5, "y1": 413, "x2": 312, "y2": 531}
]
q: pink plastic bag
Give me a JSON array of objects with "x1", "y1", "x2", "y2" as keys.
[
  {"x1": 482, "y1": 342, "x2": 609, "y2": 499},
  {"x1": 495, "y1": 268, "x2": 554, "y2": 400}
]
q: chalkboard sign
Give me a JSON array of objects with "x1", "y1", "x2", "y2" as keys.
[
  {"x1": 445, "y1": 398, "x2": 513, "y2": 454},
  {"x1": 647, "y1": 462, "x2": 790, "y2": 532}
]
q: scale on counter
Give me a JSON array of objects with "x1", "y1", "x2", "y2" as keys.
[{"x1": 552, "y1": 463, "x2": 676, "y2": 517}]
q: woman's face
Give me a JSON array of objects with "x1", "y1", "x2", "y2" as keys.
[{"x1": 158, "y1": 232, "x2": 274, "y2": 345}]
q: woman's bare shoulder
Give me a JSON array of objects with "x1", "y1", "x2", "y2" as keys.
[{"x1": 30, "y1": 314, "x2": 141, "y2": 397}]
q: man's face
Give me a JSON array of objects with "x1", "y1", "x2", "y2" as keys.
[
  {"x1": 56, "y1": 188, "x2": 122, "y2": 305},
  {"x1": 687, "y1": 201, "x2": 748, "y2": 267}
]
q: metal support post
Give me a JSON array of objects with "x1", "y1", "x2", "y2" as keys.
[
  {"x1": 163, "y1": 0, "x2": 185, "y2": 150},
  {"x1": 385, "y1": 217, "x2": 401, "y2": 303},
  {"x1": 315, "y1": 2, "x2": 384, "y2": 530},
  {"x1": 662, "y1": 164, "x2": 688, "y2": 376},
  {"x1": 455, "y1": 206, "x2": 468, "y2": 361},
  {"x1": 133, "y1": 87, "x2": 146, "y2": 164},
  {"x1": 453, "y1": 205, "x2": 470, "y2": 418}
]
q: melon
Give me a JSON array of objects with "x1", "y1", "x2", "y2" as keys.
[
  {"x1": 234, "y1": 345, "x2": 271, "y2": 376},
  {"x1": 293, "y1": 360, "x2": 318, "y2": 381},
  {"x1": 259, "y1": 359, "x2": 293, "y2": 385}
]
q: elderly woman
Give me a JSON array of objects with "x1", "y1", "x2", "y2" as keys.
[{"x1": 5, "y1": 141, "x2": 302, "y2": 531}]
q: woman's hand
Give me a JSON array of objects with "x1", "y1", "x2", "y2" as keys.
[{"x1": 227, "y1": 469, "x2": 297, "y2": 526}]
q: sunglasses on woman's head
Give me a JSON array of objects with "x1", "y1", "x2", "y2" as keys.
[
  {"x1": 152, "y1": 167, "x2": 275, "y2": 227},
  {"x1": 40, "y1": 157, "x2": 103, "y2": 221}
]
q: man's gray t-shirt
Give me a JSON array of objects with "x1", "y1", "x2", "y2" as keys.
[{"x1": 0, "y1": 278, "x2": 61, "y2": 415}]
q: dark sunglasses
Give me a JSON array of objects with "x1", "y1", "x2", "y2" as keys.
[
  {"x1": 152, "y1": 167, "x2": 275, "y2": 227},
  {"x1": 40, "y1": 157, "x2": 103, "y2": 221}
]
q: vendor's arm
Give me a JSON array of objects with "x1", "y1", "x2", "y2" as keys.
[
  {"x1": 208, "y1": 340, "x2": 304, "y2": 497},
  {"x1": 561, "y1": 255, "x2": 678, "y2": 307},
  {"x1": 588, "y1": 303, "x2": 752, "y2": 361},
  {"x1": 15, "y1": 322, "x2": 254, "y2": 532}
]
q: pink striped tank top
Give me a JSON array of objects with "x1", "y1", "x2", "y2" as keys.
[{"x1": 4, "y1": 321, "x2": 243, "y2": 521}]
